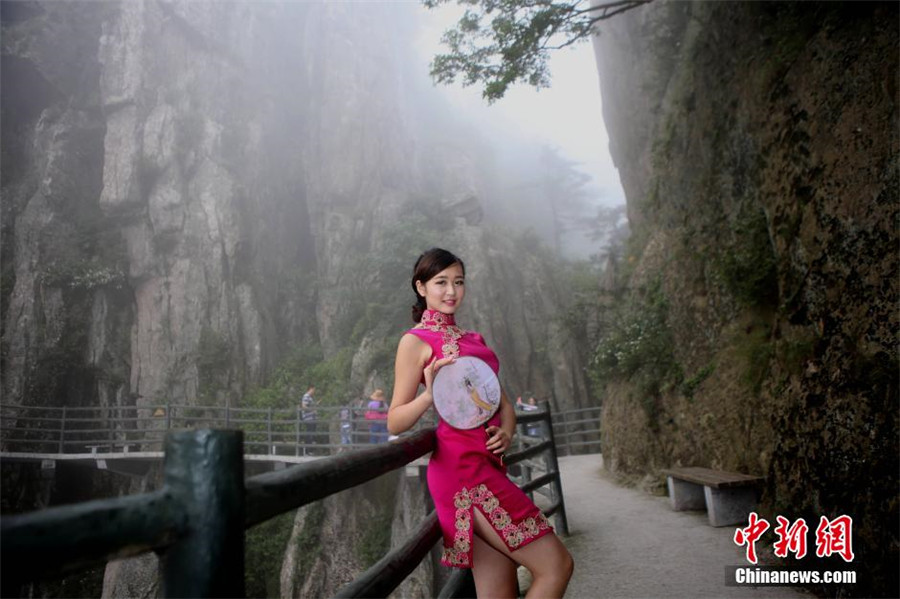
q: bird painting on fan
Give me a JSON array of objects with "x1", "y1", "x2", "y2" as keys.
[{"x1": 464, "y1": 376, "x2": 494, "y2": 413}]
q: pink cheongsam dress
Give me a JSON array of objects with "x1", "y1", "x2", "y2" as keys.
[{"x1": 405, "y1": 309, "x2": 552, "y2": 568}]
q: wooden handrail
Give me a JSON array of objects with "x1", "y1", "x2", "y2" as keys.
[
  {"x1": 505, "y1": 438, "x2": 554, "y2": 465},
  {"x1": 520, "y1": 471, "x2": 557, "y2": 494},
  {"x1": 244, "y1": 429, "x2": 435, "y2": 527},
  {"x1": 1, "y1": 489, "x2": 184, "y2": 582},
  {"x1": 333, "y1": 512, "x2": 441, "y2": 598},
  {"x1": 1, "y1": 430, "x2": 246, "y2": 596},
  {"x1": 1, "y1": 401, "x2": 576, "y2": 597}
]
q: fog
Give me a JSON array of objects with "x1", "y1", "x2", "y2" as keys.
[
  {"x1": 413, "y1": 2, "x2": 627, "y2": 258},
  {"x1": 416, "y1": 2, "x2": 625, "y2": 207}
]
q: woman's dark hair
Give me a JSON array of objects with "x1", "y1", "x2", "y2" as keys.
[{"x1": 411, "y1": 248, "x2": 465, "y2": 322}]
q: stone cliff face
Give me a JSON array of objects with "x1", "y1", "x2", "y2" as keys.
[
  {"x1": 1, "y1": 0, "x2": 591, "y2": 418},
  {"x1": 593, "y1": 2, "x2": 897, "y2": 595},
  {"x1": 2, "y1": 1, "x2": 592, "y2": 596}
]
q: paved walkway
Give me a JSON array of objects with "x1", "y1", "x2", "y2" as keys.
[{"x1": 555, "y1": 454, "x2": 810, "y2": 599}]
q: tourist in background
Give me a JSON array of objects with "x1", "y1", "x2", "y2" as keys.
[
  {"x1": 339, "y1": 404, "x2": 353, "y2": 448},
  {"x1": 300, "y1": 386, "x2": 317, "y2": 455},
  {"x1": 365, "y1": 389, "x2": 389, "y2": 443}
]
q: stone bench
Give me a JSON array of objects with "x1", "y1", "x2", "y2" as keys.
[{"x1": 661, "y1": 467, "x2": 764, "y2": 527}]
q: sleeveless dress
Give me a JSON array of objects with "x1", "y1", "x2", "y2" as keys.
[{"x1": 406, "y1": 309, "x2": 553, "y2": 568}]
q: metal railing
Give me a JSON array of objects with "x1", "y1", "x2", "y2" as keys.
[
  {"x1": 550, "y1": 405, "x2": 602, "y2": 456},
  {"x1": 0, "y1": 402, "x2": 600, "y2": 457},
  {"x1": 0, "y1": 405, "x2": 570, "y2": 598},
  {"x1": 0, "y1": 403, "x2": 437, "y2": 456}
]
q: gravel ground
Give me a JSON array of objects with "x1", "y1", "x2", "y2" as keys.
[{"x1": 552, "y1": 454, "x2": 812, "y2": 599}]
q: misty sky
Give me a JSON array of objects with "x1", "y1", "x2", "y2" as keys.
[{"x1": 414, "y1": 1, "x2": 626, "y2": 208}]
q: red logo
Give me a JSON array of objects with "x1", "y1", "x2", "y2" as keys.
[
  {"x1": 815, "y1": 515, "x2": 855, "y2": 563},
  {"x1": 773, "y1": 516, "x2": 809, "y2": 559},
  {"x1": 734, "y1": 514, "x2": 854, "y2": 564},
  {"x1": 733, "y1": 512, "x2": 770, "y2": 564}
]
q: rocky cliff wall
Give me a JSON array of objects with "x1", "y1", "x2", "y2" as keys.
[
  {"x1": 593, "y1": 2, "x2": 897, "y2": 595},
  {"x1": 1, "y1": 0, "x2": 591, "y2": 420},
  {"x1": 1, "y1": 1, "x2": 592, "y2": 596}
]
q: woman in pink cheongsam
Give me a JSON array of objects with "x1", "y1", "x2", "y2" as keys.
[{"x1": 388, "y1": 248, "x2": 574, "y2": 598}]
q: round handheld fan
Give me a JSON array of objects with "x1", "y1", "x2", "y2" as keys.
[{"x1": 432, "y1": 356, "x2": 501, "y2": 429}]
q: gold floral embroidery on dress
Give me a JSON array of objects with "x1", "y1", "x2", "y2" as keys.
[
  {"x1": 415, "y1": 310, "x2": 468, "y2": 358},
  {"x1": 440, "y1": 484, "x2": 553, "y2": 567}
]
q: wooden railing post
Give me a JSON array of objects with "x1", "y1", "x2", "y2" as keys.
[
  {"x1": 159, "y1": 429, "x2": 245, "y2": 598},
  {"x1": 539, "y1": 401, "x2": 569, "y2": 536}
]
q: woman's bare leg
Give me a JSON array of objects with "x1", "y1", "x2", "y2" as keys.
[
  {"x1": 472, "y1": 509, "x2": 574, "y2": 598},
  {"x1": 471, "y1": 532, "x2": 518, "y2": 599}
]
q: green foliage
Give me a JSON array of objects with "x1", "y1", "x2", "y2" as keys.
[
  {"x1": 714, "y1": 206, "x2": 778, "y2": 308},
  {"x1": 777, "y1": 333, "x2": 816, "y2": 377},
  {"x1": 733, "y1": 320, "x2": 773, "y2": 395},
  {"x1": 242, "y1": 343, "x2": 351, "y2": 410},
  {"x1": 196, "y1": 327, "x2": 232, "y2": 397},
  {"x1": 425, "y1": 0, "x2": 651, "y2": 102},
  {"x1": 330, "y1": 208, "x2": 452, "y2": 345},
  {"x1": 306, "y1": 347, "x2": 355, "y2": 407},
  {"x1": 589, "y1": 279, "x2": 678, "y2": 420},
  {"x1": 36, "y1": 200, "x2": 127, "y2": 293},
  {"x1": 245, "y1": 511, "x2": 295, "y2": 598},
  {"x1": 291, "y1": 502, "x2": 326, "y2": 594},
  {"x1": 239, "y1": 207, "x2": 458, "y2": 419},
  {"x1": 244, "y1": 505, "x2": 326, "y2": 599},
  {"x1": 356, "y1": 512, "x2": 393, "y2": 567},
  {"x1": 371, "y1": 211, "x2": 451, "y2": 288},
  {"x1": 37, "y1": 262, "x2": 125, "y2": 291},
  {"x1": 748, "y1": 3, "x2": 819, "y2": 94},
  {"x1": 680, "y1": 363, "x2": 715, "y2": 400},
  {"x1": 557, "y1": 258, "x2": 603, "y2": 345},
  {"x1": 511, "y1": 226, "x2": 559, "y2": 264}
]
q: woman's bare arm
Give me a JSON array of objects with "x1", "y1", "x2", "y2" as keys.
[{"x1": 387, "y1": 334, "x2": 454, "y2": 435}]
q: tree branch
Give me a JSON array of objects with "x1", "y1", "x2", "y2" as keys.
[
  {"x1": 426, "y1": 0, "x2": 654, "y2": 101},
  {"x1": 570, "y1": 0, "x2": 653, "y2": 18}
]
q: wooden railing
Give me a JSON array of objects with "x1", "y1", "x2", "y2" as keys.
[{"x1": 0, "y1": 405, "x2": 570, "y2": 598}]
